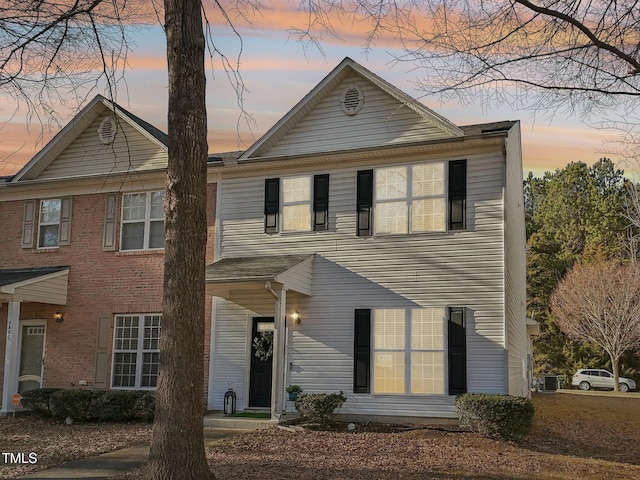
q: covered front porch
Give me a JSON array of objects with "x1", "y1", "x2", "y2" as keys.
[
  {"x1": 0, "y1": 266, "x2": 69, "y2": 414},
  {"x1": 205, "y1": 254, "x2": 314, "y2": 421}
]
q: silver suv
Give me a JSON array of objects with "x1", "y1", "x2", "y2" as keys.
[{"x1": 572, "y1": 369, "x2": 637, "y2": 392}]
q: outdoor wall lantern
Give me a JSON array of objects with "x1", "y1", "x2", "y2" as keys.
[
  {"x1": 291, "y1": 309, "x2": 302, "y2": 325},
  {"x1": 53, "y1": 312, "x2": 64, "y2": 323}
]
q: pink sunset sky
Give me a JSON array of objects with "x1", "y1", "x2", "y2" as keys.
[{"x1": 0, "y1": 2, "x2": 629, "y2": 178}]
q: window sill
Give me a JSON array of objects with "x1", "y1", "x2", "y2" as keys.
[
  {"x1": 34, "y1": 247, "x2": 59, "y2": 253},
  {"x1": 266, "y1": 229, "x2": 333, "y2": 236},
  {"x1": 109, "y1": 386, "x2": 157, "y2": 391},
  {"x1": 116, "y1": 249, "x2": 164, "y2": 257},
  {"x1": 369, "y1": 392, "x2": 449, "y2": 397},
  {"x1": 368, "y1": 229, "x2": 470, "y2": 238}
]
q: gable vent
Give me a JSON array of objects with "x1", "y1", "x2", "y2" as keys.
[
  {"x1": 340, "y1": 84, "x2": 364, "y2": 116},
  {"x1": 98, "y1": 116, "x2": 117, "y2": 144}
]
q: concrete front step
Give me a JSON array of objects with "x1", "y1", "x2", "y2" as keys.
[{"x1": 203, "y1": 414, "x2": 278, "y2": 429}]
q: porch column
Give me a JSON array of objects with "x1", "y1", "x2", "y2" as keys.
[
  {"x1": 271, "y1": 287, "x2": 287, "y2": 420},
  {"x1": 2, "y1": 300, "x2": 21, "y2": 414}
]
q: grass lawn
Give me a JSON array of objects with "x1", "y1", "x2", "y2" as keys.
[{"x1": 525, "y1": 392, "x2": 640, "y2": 465}]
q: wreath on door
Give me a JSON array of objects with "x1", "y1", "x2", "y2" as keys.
[{"x1": 253, "y1": 331, "x2": 273, "y2": 361}]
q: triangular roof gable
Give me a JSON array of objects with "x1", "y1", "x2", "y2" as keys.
[
  {"x1": 240, "y1": 57, "x2": 463, "y2": 160},
  {"x1": 11, "y1": 95, "x2": 167, "y2": 182}
]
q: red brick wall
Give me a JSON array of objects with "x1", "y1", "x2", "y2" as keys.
[{"x1": 0, "y1": 183, "x2": 216, "y2": 403}]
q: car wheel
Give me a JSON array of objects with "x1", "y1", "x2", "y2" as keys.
[
  {"x1": 619, "y1": 383, "x2": 629, "y2": 393},
  {"x1": 579, "y1": 381, "x2": 591, "y2": 391}
]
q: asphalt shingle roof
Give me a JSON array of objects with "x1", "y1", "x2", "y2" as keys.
[
  {"x1": 0, "y1": 266, "x2": 69, "y2": 287},
  {"x1": 205, "y1": 255, "x2": 312, "y2": 282}
]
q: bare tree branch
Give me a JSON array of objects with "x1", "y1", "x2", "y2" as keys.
[
  {"x1": 512, "y1": 0, "x2": 640, "y2": 75},
  {"x1": 0, "y1": 0, "x2": 158, "y2": 158},
  {"x1": 551, "y1": 261, "x2": 640, "y2": 390}
]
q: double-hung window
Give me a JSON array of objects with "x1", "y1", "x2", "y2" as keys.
[
  {"x1": 374, "y1": 163, "x2": 445, "y2": 234},
  {"x1": 410, "y1": 309, "x2": 445, "y2": 394},
  {"x1": 38, "y1": 199, "x2": 62, "y2": 247},
  {"x1": 354, "y1": 307, "x2": 466, "y2": 395},
  {"x1": 112, "y1": 314, "x2": 161, "y2": 388},
  {"x1": 34, "y1": 197, "x2": 72, "y2": 248},
  {"x1": 282, "y1": 176, "x2": 312, "y2": 232},
  {"x1": 372, "y1": 308, "x2": 445, "y2": 395},
  {"x1": 264, "y1": 174, "x2": 329, "y2": 233},
  {"x1": 373, "y1": 309, "x2": 407, "y2": 393},
  {"x1": 357, "y1": 160, "x2": 466, "y2": 236},
  {"x1": 353, "y1": 307, "x2": 447, "y2": 395},
  {"x1": 121, "y1": 191, "x2": 164, "y2": 250}
]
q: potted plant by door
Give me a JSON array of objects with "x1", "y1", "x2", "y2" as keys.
[{"x1": 286, "y1": 385, "x2": 303, "y2": 401}]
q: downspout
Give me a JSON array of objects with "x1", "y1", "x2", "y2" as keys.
[{"x1": 265, "y1": 281, "x2": 278, "y2": 299}]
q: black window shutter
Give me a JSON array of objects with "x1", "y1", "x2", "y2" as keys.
[
  {"x1": 448, "y1": 307, "x2": 467, "y2": 395},
  {"x1": 353, "y1": 309, "x2": 371, "y2": 393},
  {"x1": 356, "y1": 170, "x2": 373, "y2": 236},
  {"x1": 313, "y1": 174, "x2": 329, "y2": 231},
  {"x1": 448, "y1": 160, "x2": 467, "y2": 230},
  {"x1": 264, "y1": 178, "x2": 279, "y2": 233}
]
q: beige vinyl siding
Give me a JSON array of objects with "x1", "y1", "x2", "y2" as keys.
[
  {"x1": 265, "y1": 73, "x2": 457, "y2": 158},
  {"x1": 12, "y1": 274, "x2": 68, "y2": 305},
  {"x1": 210, "y1": 301, "x2": 252, "y2": 411},
  {"x1": 213, "y1": 149, "x2": 508, "y2": 417},
  {"x1": 37, "y1": 112, "x2": 167, "y2": 180},
  {"x1": 503, "y1": 124, "x2": 529, "y2": 397},
  {"x1": 277, "y1": 257, "x2": 313, "y2": 296}
]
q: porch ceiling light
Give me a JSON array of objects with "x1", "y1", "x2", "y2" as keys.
[
  {"x1": 291, "y1": 309, "x2": 301, "y2": 325},
  {"x1": 53, "y1": 311, "x2": 64, "y2": 323}
]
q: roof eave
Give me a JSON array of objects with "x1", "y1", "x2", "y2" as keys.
[
  {"x1": 236, "y1": 129, "x2": 507, "y2": 166},
  {"x1": 206, "y1": 275, "x2": 277, "y2": 283}
]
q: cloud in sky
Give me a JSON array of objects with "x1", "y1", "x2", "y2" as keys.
[
  {"x1": 0, "y1": 4, "x2": 629, "y2": 177},
  {"x1": 522, "y1": 125, "x2": 621, "y2": 176},
  {"x1": 0, "y1": 119, "x2": 57, "y2": 176}
]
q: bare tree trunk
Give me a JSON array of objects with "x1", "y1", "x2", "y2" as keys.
[
  {"x1": 148, "y1": 0, "x2": 214, "y2": 478},
  {"x1": 611, "y1": 356, "x2": 620, "y2": 392}
]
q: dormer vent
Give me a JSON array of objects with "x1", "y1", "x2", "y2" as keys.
[
  {"x1": 98, "y1": 116, "x2": 117, "y2": 144},
  {"x1": 341, "y1": 84, "x2": 364, "y2": 115}
]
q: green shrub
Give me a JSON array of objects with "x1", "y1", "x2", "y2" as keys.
[
  {"x1": 47, "y1": 389, "x2": 155, "y2": 422},
  {"x1": 295, "y1": 391, "x2": 346, "y2": 425},
  {"x1": 455, "y1": 393, "x2": 534, "y2": 441},
  {"x1": 20, "y1": 388, "x2": 62, "y2": 416},
  {"x1": 94, "y1": 390, "x2": 154, "y2": 421},
  {"x1": 132, "y1": 391, "x2": 156, "y2": 422},
  {"x1": 50, "y1": 389, "x2": 104, "y2": 421}
]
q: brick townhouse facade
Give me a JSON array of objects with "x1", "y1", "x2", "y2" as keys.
[{"x1": 0, "y1": 95, "x2": 217, "y2": 413}]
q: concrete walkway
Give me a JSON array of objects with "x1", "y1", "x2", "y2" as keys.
[{"x1": 18, "y1": 427, "x2": 252, "y2": 480}]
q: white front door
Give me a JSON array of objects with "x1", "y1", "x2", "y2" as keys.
[{"x1": 18, "y1": 322, "x2": 46, "y2": 394}]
